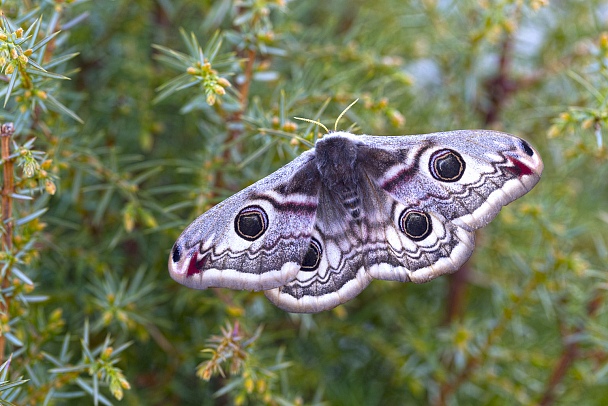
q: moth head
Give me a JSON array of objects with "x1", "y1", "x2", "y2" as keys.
[{"x1": 315, "y1": 133, "x2": 359, "y2": 169}]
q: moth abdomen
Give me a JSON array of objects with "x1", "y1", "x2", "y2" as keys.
[
  {"x1": 338, "y1": 187, "x2": 363, "y2": 219},
  {"x1": 342, "y1": 196, "x2": 361, "y2": 209}
]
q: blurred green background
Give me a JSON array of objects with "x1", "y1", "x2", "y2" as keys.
[{"x1": 1, "y1": 0, "x2": 608, "y2": 404}]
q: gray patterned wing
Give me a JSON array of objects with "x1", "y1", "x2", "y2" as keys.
[
  {"x1": 171, "y1": 130, "x2": 542, "y2": 313},
  {"x1": 169, "y1": 150, "x2": 321, "y2": 291},
  {"x1": 264, "y1": 174, "x2": 375, "y2": 313},
  {"x1": 265, "y1": 130, "x2": 543, "y2": 313},
  {"x1": 357, "y1": 130, "x2": 543, "y2": 283},
  {"x1": 263, "y1": 172, "x2": 475, "y2": 312}
]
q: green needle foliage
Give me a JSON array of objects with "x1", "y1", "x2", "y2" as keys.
[{"x1": 0, "y1": 0, "x2": 607, "y2": 404}]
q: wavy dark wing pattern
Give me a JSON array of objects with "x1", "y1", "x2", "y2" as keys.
[
  {"x1": 266, "y1": 130, "x2": 543, "y2": 312},
  {"x1": 170, "y1": 130, "x2": 543, "y2": 313},
  {"x1": 264, "y1": 171, "x2": 476, "y2": 312},
  {"x1": 265, "y1": 178, "x2": 374, "y2": 313},
  {"x1": 169, "y1": 150, "x2": 321, "y2": 291},
  {"x1": 357, "y1": 130, "x2": 543, "y2": 230},
  {"x1": 357, "y1": 130, "x2": 543, "y2": 283}
]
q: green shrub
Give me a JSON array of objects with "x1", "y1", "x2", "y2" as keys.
[{"x1": 0, "y1": 0, "x2": 607, "y2": 404}]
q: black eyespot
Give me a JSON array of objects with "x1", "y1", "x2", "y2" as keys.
[
  {"x1": 399, "y1": 210, "x2": 432, "y2": 241},
  {"x1": 300, "y1": 238, "x2": 322, "y2": 271},
  {"x1": 521, "y1": 139, "x2": 534, "y2": 157},
  {"x1": 172, "y1": 244, "x2": 181, "y2": 263},
  {"x1": 235, "y1": 205, "x2": 268, "y2": 241},
  {"x1": 429, "y1": 149, "x2": 465, "y2": 182}
]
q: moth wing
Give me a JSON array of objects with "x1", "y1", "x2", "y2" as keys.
[
  {"x1": 264, "y1": 173, "x2": 477, "y2": 312},
  {"x1": 357, "y1": 130, "x2": 543, "y2": 229},
  {"x1": 364, "y1": 191, "x2": 477, "y2": 284},
  {"x1": 356, "y1": 130, "x2": 543, "y2": 283},
  {"x1": 265, "y1": 183, "x2": 374, "y2": 313},
  {"x1": 169, "y1": 150, "x2": 321, "y2": 291}
]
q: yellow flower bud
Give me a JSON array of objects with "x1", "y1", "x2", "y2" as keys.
[
  {"x1": 217, "y1": 77, "x2": 231, "y2": 87},
  {"x1": 256, "y1": 379, "x2": 267, "y2": 393},
  {"x1": 45, "y1": 179, "x2": 56, "y2": 195},
  {"x1": 140, "y1": 210, "x2": 158, "y2": 228},
  {"x1": 23, "y1": 161, "x2": 38, "y2": 178},
  {"x1": 244, "y1": 377, "x2": 254, "y2": 393},
  {"x1": 110, "y1": 383, "x2": 123, "y2": 401},
  {"x1": 119, "y1": 377, "x2": 131, "y2": 389},
  {"x1": 18, "y1": 55, "x2": 28, "y2": 65},
  {"x1": 15, "y1": 28, "x2": 23, "y2": 38},
  {"x1": 24, "y1": 48, "x2": 33, "y2": 56},
  {"x1": 213, "y1": 84, "x2": 225, "y2": 95},
  {"x1": 235, "y1": 394, "x2": 246, "y2": 406},
  {"x1": 123, "y1": 210, "x2": 135, "y2": 232},
  {"x1": 0, "y1": 33, "x2": 7, "y2": 41},
  {"x1": 104, "y1": 347, "x2": 114, "y2": 358},
  {"x1": 282, "y1": 121, "x2": 297, "y2": 132},
  {"x1": 503, "y1": 20, "x2": 516, "y2": 34},
  {"x1": 102, "y1": 311, "x2": 112, "y2": 325},
  {"x1": 258, "y1": 31, "x2": 275, "y2": 42},
  {"x1": 582, "y1": 118, "x2": 594, "y2": 129},
  {"x1": 10, "y1": 48, "x2": 17, "y2": 59},
  {"x1": 50, "y1": 308, "x2": 63, "y2": 322},
  {"x1": 187, "y1": 66, "x2": 197, "y2": 75},
  {"x1": 5, "y1": 63, "x2": 14, "y2": 75},
  {"x1": 387, "y1": 108, "x2": 406, "y2": 127},
  {"x1": 531, "y1": 0, "x2": 548, "y2": 11}
]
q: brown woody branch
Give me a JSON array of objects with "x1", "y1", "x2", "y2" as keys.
[{"x1": 0, "y1": 122, "x2": 15, "y2": 363}]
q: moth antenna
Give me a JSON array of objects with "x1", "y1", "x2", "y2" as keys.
[
  {"x1": 334, "y1": 98, "x2": 359, "y2": 132},
  {"x1": 294, "y1": 117, "x2": 330, "y2": 134}
]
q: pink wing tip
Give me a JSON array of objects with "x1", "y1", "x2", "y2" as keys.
[
  {"x1": 187, "y1": 255, "x2": 203, "y2": 276},
  {"x1": 506, "y1": 156, "x2": 534, "y2": 177}
]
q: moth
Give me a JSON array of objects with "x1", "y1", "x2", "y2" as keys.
[{"x1": 169, "y1": 130, "x2": 543, "y2": 313}]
